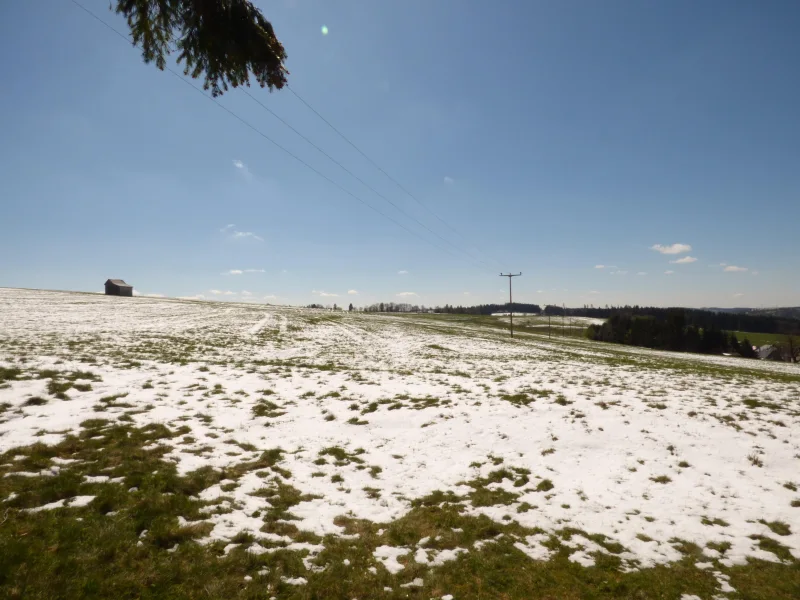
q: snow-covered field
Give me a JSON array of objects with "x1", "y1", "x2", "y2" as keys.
[{"x1": 1, "y1": 288, "x2": 799, "y2": 584}]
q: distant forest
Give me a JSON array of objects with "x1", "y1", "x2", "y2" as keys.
[
  {"x1": 343, "y1": 302, "x2": 545, "y2": 314},
  {"x1": 585, "y1": 312, "x2": 760, "y2": 357},
  {"x1": 433, "y1": 303, "x2": 542, "y2": 315},
  {"x1": 558, "y1": 305, "x2": 800, "y2": 336}
]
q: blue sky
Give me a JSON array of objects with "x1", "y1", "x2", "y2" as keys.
[{"x1": 1, "y1": 0, "x2": 798, "y2": 308}]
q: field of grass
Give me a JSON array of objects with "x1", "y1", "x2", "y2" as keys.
[
  {"x1": 731, "y1": 330, "x2": 797, "y2": 347},
  {"x1": 1, "y1": 288, "x2": 799, "y2": 599}
]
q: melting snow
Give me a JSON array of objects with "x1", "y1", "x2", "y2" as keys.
[{"x1": 1, "y1": 288, "x2": 799, "y2": 571}]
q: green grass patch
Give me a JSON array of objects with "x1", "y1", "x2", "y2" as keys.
[
  {"x1": 251, "y1": 398, "x2": 286, "y2": 418},
  {"x1": 760, "y1": 520, "x2": 792, "y2": 536}
]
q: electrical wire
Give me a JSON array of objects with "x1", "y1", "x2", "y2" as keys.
[
  {"x1": 287, "y1": 85, "x2": 507, "y2": 271},
  {"x1": 68, "y1": 0, "x2": 498, "y2": 274}
]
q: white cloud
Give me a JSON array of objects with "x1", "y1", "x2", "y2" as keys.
[
  {"x1": 664, "y1": 270, "x2": 674, "y2": 275},
  {"x1": 178, "y1": 294, "x2": 205, "y2": 300},
  {"x1": 610, "y1": 270, "x2": 628, "y2": 276},
  {"x1": 595, "y1": 265, "x2": 605, "y2": 269},
  {"x1": 210, "y1": 289, "x2": 236, "y2": 296},
  {"x1": 263, "y1": 294, "x2": 278, "y2": 301},
  {"x1": 733, "y1": 292, "x2": 744, "y2": 298},
  {"x1": 312, "y1": 290, "x2": 339, "y2": 298},
  {"x1": 241, "y1": 290, "x2": 253, "y2": 297},
  {"x1": 724, "y1": 265, "x2": 748, "y2": 272},
  {"x1": 143, "y1": 293, "x2": 165, "y2": 298},
  {"x1": 232, "y1": 231, "x2": 263, "y2": 241},
  {"x1": 751, "y1": 270, "x2": 759, "y2": 276},
  {"x1": 651, "y1": 243, "x2": 692, "y2": 255},
  {"x1": 397, "y1": 292, "x2": 417, "y2": 297},
  {"x1": 398, "y1": 270, "x2": 408, "y2": 275},
  {"x1": 463, "y1": 292, "x2": 471, "y2": 296},
  {"x1": 224, "y1": 268, "x2": 264, "y2": 275},
  {"x1": 220, "y1": 224, "x2": 263, "y2": 242},
  {"x1": 536, "y1": 289, "x2": 544, "y2": 293},
  {"x1": 637, "y1": 272, "x2": 648, "y2": 276},
  {"x1": 589, "y1": 290, "x2": 601, "y2": 295},
  {"x1": 232, "y1": 159, "x2": 253, "y2": 180},
  {"x1": 670, "y1": 256, "x2": 697, "y2": 264},
  {"x1": 443, "y1": 176, "x2": 454, "y2": 185},
  {"x1": 347, "y1": 290, "x2": 359, "y2": 295}
]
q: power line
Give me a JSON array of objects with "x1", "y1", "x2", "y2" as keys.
[
  {"x1": 239, "y1": 88, "x2": 494, "y2": 271},
  {"x1": 287, "y1": 85, "x2": 506, "y2": 270},
  {"x1": 68, "y1": 0, "x2": 494, "y2": 273}
]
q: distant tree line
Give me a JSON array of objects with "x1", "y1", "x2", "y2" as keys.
[
  {"x1": 585, "y1": 311, "x2": 760, "y2": 357},
  {"x1": 432, "y1": 303, "x2": 542, "y2": 315},
  {"x1": 356, "y1": 302, "x2": 544, "y2": 314},
  {"x1": 362, "y1": 302, "x2": 426, "y2": 313},
  {"x1": 560, "y1": 305, "x2": 800, "y2": 336}
]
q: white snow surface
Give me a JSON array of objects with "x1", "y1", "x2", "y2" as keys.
[
  {"x1": 1, "y1": 288, "x2": 799, "y2": 570},
  {"x1": 374, "y1": 545, "x2": 409, "y2": 574}
]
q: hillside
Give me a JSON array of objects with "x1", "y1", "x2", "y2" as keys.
[
  {"x1": 1, "y1": 288, "x2": 799, "y2": 599},
  {"x1": 705, "y1": 306, "x2": 800, "y2": 320}
]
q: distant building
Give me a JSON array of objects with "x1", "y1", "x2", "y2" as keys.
[
  {"x1": 105, "y1": 279, "x2": 133, "y2": 297},
  {"x1": 757, "y1": 344, "x2": 782, "y2": 361}
]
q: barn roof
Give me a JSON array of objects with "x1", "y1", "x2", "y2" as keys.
[{"x1": 106, "y1": 279, "x2": 132, "y2": 287}]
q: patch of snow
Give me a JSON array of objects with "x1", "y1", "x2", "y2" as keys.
[
  {"x1": 23, "y1": 495, "x2": 95, "y2": 512},
  {"x1": 247, "y1": 543, "x2": 268, "y2": 555},
  {"x1": 374, "y1": 545, "x2": 409, "y2": 574},
  {"x1": 84, "y1": 475, "x2": 109, "y2": 483}
]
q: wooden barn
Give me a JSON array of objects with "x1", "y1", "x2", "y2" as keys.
[{"x1": 105, "y1": 279, "x2": 133, "y2": 297}]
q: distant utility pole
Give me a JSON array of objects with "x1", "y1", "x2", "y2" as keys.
[{"x1": 500, "y1": 273, "x2": 522, "y2": 337}]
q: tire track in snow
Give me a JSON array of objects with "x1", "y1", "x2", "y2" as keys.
[{"x1": 247, "y1": 315, "x2": 273, "y2": 336}]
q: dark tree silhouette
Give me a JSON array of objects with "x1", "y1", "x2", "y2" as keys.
[{"x1": 115, "y1": 0, "x2": 288, "y2": 96}]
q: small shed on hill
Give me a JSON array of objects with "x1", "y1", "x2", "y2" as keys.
[{"x1": 105, "y1": 279, "x2": 133, "y2": 297}]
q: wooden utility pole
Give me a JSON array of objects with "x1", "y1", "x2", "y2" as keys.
[{"x1": 500, "y1": 273, "x2": 522, "y2": 337}]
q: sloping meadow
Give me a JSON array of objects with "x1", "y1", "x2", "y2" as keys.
[{"x1": 1, "y1": 288, "x2": 799, "y2": 599}]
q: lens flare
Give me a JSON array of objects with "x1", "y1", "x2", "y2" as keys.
[{"x1": 321, "y1": 25, "x2": 328, "y2": 35}]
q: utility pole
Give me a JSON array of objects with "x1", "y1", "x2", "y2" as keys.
[{"x1": 499, "y1": 273, "x2": 522, "y2": 337}]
